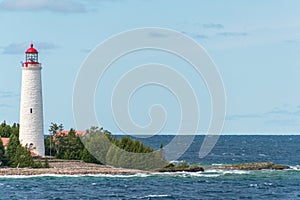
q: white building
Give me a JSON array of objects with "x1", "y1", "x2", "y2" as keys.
[{"x1": 19, "y1": 44, "x2": 45, "y2": 156}]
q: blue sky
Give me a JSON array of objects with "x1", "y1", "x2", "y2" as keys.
[{"x1": 0, "y1": 0, "x2": 300, "y2": 134}]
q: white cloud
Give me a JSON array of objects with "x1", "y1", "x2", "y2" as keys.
[
  {"x1": 202, "y1": 23, "x2": 224, "y2": 29},
  {"x1": 3, "y1": 42, "x2": 57, "y2": 54},
  {"x1": 0, "y1": 0, "x2": 87, "y2": 13},
  {"x1": 0, "y1": 91, "x2": 19, "y2": 98},
  {"x1": 218, "y1": 32, "x2": 248, "y2": 37}
]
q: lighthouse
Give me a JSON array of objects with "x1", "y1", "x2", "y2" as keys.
[{"x1": 19, "y1": 44, "x2": 45, "y2": 156}]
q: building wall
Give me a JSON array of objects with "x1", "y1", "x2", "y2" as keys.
[{"x1": 19, "y1": 63, "x2": 45, "y2": 156}]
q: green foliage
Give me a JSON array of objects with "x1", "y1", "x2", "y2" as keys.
[
  {"x1": 44, "y1": 157, "x2": 50, "y2": 168},
  {"x1": 5, "y1": 132, "x2": 37, "y2": 168},
  {"x1": 55, "y1": 128, "x2": 84, "y2": 160},
  {"x1": 158, "y1": 162, "x2": 204, "y2": 172},
  {"x1": 33, "y1": 160, "x2": 43, "y2": 168},
  {"x1": 6, "y1": 133, "x2": 20, "y2": 163},
  {"x1": 81, "y1": 148, "x2": 101, "y2": 164},
  {"x1": 48, "y1": 122, "x2": 63, "y2": 135},
  {"x1": 46, "y1": 122, "x2": 63, "y2": 156},
  {"x1": 81, "y1": 127, "x2": 112, "y2": 164},
  {"x1": 81, "y1": 127, "x2": 167, "y2": 170},
  {"x1": 0, "y1": 121, "x2": 167, "y2": 170},
  {"x1": 0, "y1": 138, "x2": 5, "y2": 166},
  {"x1": 0, "y1": 121, "x2": 19, "y2": 138},
  {"x1": 11, "y1": 145, "x2": 35, "y2": 168}
]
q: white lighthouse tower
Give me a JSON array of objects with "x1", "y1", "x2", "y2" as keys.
[{"x1": 19, "y1": 44, "x2": 45, "y2": 156}]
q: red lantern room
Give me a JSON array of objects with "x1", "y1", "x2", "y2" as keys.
[{"x1": 25, "y1": 44, "x2": 39, "y2": 64}]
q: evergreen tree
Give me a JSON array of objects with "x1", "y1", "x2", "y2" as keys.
[
  {"x1": 81, "y1": 148, "x2": 101, "y2": 164},
  {"x1": 6, "y1": 134, "x2": 20, "y2": 163},
  {"x1": 55, "y1": 129, "x2": 84, "y2": 160},
  {"x1": 12, "y1": 145, "x2": 34, "y2": 168},
  {"x1": 0, "y1": 138, "x2": 5, "y2": 166}
]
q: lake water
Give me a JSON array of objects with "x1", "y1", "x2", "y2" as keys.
[{"x1": 1, "y1": 135, "x2": 300, "y2": 199}]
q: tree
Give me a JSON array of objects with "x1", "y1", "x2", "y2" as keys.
[
  {"x1": 6, "y1": 133, "x2": 20, "y2": 163},
  {"x1": 6, "y1": 133, "x2": 35, "y2": 168},
  {"x1": 0, "y1": 121, "x2": 11, "y2": 137},
  {"x1": 82, "y1": 127, "x2": 167, "y2": 170},
  {"x1": 55, "y1": 128, "x2": 84, "y2": 160},
  {"x1": 81, "y1": 148, "x2": 101, "y2": 164},
  {"x1": 0, "y1": 138, "x2": 5, "y2": 166},
  {"x1": 11, "y1": 123, "x2": 19, "y2": 137},
  {"x1": 12, "y1": 145, "x2": 34, "y2": 168},
  {"x1": 48, "y1": 122, "x2": 63, "y2": 156}
]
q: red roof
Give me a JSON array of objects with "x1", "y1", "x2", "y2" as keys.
[
  {"x1": 25, "y1": 44, "x2": 38, "y2": 53},
  {"x1": 56, "y1": 130, "x2": 86, "y2": 137},
  {"x1": 1, "y1": 137, "x2": 9, "y2": 147}
]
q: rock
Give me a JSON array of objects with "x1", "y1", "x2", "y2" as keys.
[
  {"x1": 157, "y1": 165, "x2": 204, "y2": 172},
  {"x1": 223, "y1": 162, "x2": 290, "y2": 170}
]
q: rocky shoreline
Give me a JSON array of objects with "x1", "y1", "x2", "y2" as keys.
[
  {"x1": 0, "y1": 160, "x2": 291, "y2": 176},
  {"x1": 0, "y1": 160, "x2": 144, "y2": 176},
  {"x1": 216, "y1": 162, "x2": 290, "y2": 171}
]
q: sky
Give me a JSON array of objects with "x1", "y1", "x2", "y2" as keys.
[{"x1": 0, "y1": 0, "x2": 300, "y2": 134}]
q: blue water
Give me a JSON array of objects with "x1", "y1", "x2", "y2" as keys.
[{"x1": 1, "y1": 135, "x2": 300, "y2": 199}]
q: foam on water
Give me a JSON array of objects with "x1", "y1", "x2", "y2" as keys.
[
  {"x1": 1, "y1": 166, "x2": 299, "y2": 179},
  {"x1": 142, "y1": 194, "x2": 171, "y2": 198},
  {"x1": 0, "y1": 173, "x2": 152, "y2": 179}
]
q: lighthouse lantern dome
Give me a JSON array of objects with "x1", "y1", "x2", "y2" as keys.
[{"x1": 25, "y1": 44, "x2": 39, "y2": 63}]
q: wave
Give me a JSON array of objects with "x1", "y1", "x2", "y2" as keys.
[
  {"x1": 287, "y1": 165, "x2": 300, "y2": 170},
  {"x1": 0, "y1": 173, "x2": 152, "y2": 179},
  {"x1": 0, "y1": 171, "x2": 240, "y2": 179},
  {"x1": 0, "y1": 166, "x2": 298, "y2": 179},
  {"x1": 141, "y1": 194, "x2": 172, "y2": 199}
]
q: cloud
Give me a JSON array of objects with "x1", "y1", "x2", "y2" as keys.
[
  {"x1": 181, "y1": 31, "x2": 209, "y2": 40},
  {"x1": 193, "y1": 34, "x2": 209, "y2": 39},
  {"x1": 218, "y1": 32, "x2": 248, "y2": 37},
  {"x1": 2, "y1": 43, "x2": 27, "y2": 55},
  {"x1": 226, "y1": 114, "x2": 262, "y2": 121},
  {"x1": 3, "y1": 42, "x2": 57, "y2": 55},
  {"x1": 81, "y1": 49, "x2": 92, "y2": 53},
  {"x1": 0, "y1": 0, "x2": 87, "y2": 13},
  {"x1": 228, "y1": 105, "x2": 300, "y2": 128},
  {"x1": 283, "y1": 39, "x2": 299, "y2": 44},
  {"x1": 264, "y1": 119, "x2": 299, "y2": 126},
  {"x1": 148, "y1": 31, "x2": 169, "y2": 38},
  {"x1": 0, "y1": 91, "x2": 19, "y2": 98},
  {"x1": 202, "y1": 23, "x2": 224, "y2": 29},
  {"x1": 263, "y1": 105, "x2": 300, "y2": 127},
  {"x1": 264, "y1": 105, "x2": 300, "y2": 117}
]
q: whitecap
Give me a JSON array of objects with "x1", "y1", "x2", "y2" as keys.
[
  {"x1": 204, "y1": 169, "x2": 250, "y2": 175},
  {"x1": 289, "y1": 165, "x2": 300, "y2": 170},
  {"x1": 142, "y1": 194, "x2": 171, "y2": 198},
  {"x1": 250, "y1": 183, "x2": 258, "y2": 187},
  {"x1": 0, "y1": 173, "x2": 151, "y2": 179},
  {"x1": 264, "y1": 182, "x2": 273, "y2": 186},
  {"x1": 211, "y1": 163, "x2": 225, "y2": 166}
]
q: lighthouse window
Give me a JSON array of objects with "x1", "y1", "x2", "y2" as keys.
[{"x1": 30, "y1": 108, "x2": 32, "y2": 113}]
